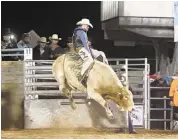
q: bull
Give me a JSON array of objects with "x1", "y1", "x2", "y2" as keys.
[{"x1": 52, "y1": 52, "x2": 134, "y2": 118}]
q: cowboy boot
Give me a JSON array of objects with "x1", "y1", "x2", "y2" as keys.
[{"x1": 80, "y1": 62, "x2": 95, "y2": 87}]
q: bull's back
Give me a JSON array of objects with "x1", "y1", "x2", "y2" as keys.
[
  {"x1": 93, "y1": 61, "x2": 118, "y2": 82},
  {"x1": 88, "y1": 61, "x2": 123, "y2": 92}
]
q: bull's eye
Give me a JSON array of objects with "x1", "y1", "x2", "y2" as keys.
[{"x1": 123, "y1": 96, "x2": 128, "y2": 100}]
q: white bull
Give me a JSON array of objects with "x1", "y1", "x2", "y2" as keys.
[{"x1": 52, "y1": 52, "x2": 134, "y2": 118}]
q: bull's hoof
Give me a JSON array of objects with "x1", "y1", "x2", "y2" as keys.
[
  {"x1": 71, "y1": 102, "x2": 76, "y2": 110},
  {"x1": 114, "y1": 128, "x2": 127, "y2": 133},
  {"x1": 129, "y1": 131, "x2": 137, "y2": 134}
]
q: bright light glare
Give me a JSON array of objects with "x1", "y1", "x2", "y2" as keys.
[{"x1": 10, "y1": 35, "x2": 14, "y2": 39}]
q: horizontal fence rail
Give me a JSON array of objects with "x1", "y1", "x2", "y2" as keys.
[{"x1": 1, "y1": 48, "x2": 33, "y2": 60}]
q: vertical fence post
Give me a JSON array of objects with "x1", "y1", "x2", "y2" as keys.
[
  {"x1": 144, "y1": 58, "x2": 148, "y2": 129},
  {"x1": 163, "y1": 96, "x2": 167, "y2": 130},
  {"x1": 24, "y1": 48, "x2": 33, "y2": 99},
  {"x1": 170, "y1": 106, "x2": 174, "y2": 130},
  {"x1": 124, "y1": 59, "x2": 129, "y2": 129},
  {"x1": 125, "y1": 59, "x2": 129, "y2": 89},
  {"x1": 147, "y1": 64, "x2": 151, "y2": 129}
]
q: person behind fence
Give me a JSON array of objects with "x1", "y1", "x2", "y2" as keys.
[
  {"x1": 72, "y1": 18, "x2": 94, "y2": 83},
  {"x1": 33, "y1": 37, "x2": 51, "y2": 60},
  {"x1": 1, "y1": 28, "x2": 18, "y2": 61},
  {"x1": 17, "y1": 33, "x2": 32, "y2": 48},
  {"x1": 88, "y1": 39, "x2": 109, "y2": 64},
  {"x1": 1, "y1": 28, "x2": 17, "y2": 49},
  {"x1": 16, "y1": 33, "x2": 32, "y2": 60},
  {"x1": 48, "y1": 34, "x2": 65, "y2": 60},
  {"x1": 169, "y1": 72, "x2": 178, "y2": 120},
  {"x1": 64, "y1": 37, "x2": 75, "y2": 52}
]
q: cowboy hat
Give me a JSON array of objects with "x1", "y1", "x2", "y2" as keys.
[
  {"x1": 3, "y1": 28, "x2": 11, "y2": 35},
  {"x1": 49, "y1": 34, "x2": 62, "y2": 41},
  {"x1": 38, "y1": 37, "x2": 48, "y2": 43},
  {"x1": 76, "y1": 18, "x2": 93, "y2": 28}
]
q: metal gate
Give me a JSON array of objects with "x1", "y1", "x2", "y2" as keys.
[{"x1": 108, "y1": 58, "x2": 150, "y2": 129}]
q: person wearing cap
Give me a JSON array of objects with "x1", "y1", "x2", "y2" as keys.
[
  {"x1": 72, "y1": 18, "x2": 94, "y2": 83},
  {"x1": 1, "y1": 28, "x2": 18, "y2": 61},
  {"x1": 33, "y1": 37, "x2": 50, "y2": 60},
  {"x1": 1, "y1": 28, "x2": 17, "y2": 49},
  {"x1": 16, "y1": 33, "x2": 32, "y2": 60},
  {"x1": 17, "y1": 33, "x2": 32, "y2": 48},
  {"x1": 64, "y1": 37, "x2": 75, "y2": 52},
  {"x1": 48, "y1": 34, "x2": 65, "y2": 60}
]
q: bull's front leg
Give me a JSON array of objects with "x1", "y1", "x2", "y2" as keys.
[
  {"x1": 88, "y1": 91, "x2": 114, "y2": 119},
  {"x1": 104, "y1": 95, "x2": 125, "y2": 111},
  {"x1": 56, "y1": 74, "x2": 76, "y2": 110}
]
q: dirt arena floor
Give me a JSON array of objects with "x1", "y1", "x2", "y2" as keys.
[{"x1": 2, "y1": 128, "x2": 178, "y2": 139}]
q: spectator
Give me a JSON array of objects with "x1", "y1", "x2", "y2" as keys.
[
  {"x1": 1, "y1": 28, "x2": 17, "y2": 49},
  {"x1": 169, "y1": 72, "x2": 178, "y2": 120},
  {"x1": 1, "y1": 28, "x2": 18, "y2": 61},
  {"x1": 64, "y1": 37, "x2": 75, "y2": 52},
  {"x1": 17, "y1": 33, "x2": 32, "y2": 48},
  {"x1": 48, "y1": 34, "x2": 65, "y2": 60},
  {"x1": 33, "y1": 37, "x2": 50, "y2": 60},
  {"x1": 150, "y1": 76, "x2": 169, "y2": 87}
]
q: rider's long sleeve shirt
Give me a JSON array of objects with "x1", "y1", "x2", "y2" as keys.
[{"x1": 74, "y1": 27, "x2": 90, "y2": 52}]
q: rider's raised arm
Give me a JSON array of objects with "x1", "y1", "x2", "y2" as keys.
[{"x1": 76, "y1": 30, "x2": 90, "y2": 52}]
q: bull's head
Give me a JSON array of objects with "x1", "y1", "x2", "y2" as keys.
[{"x1": 115, "y1": 87, "x2": 134, "y2": 111}]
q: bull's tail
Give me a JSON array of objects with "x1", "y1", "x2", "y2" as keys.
[
  {"x1": 52, "y1": 59, "x2": 57, "y2": 79},
  {"x1": 62, "y1": 53, "x2": 67, "y2": 79}
]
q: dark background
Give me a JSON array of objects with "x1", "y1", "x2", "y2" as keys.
[{"x1": 1, "y1": 1, "x2": 156, "y2": 62}]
